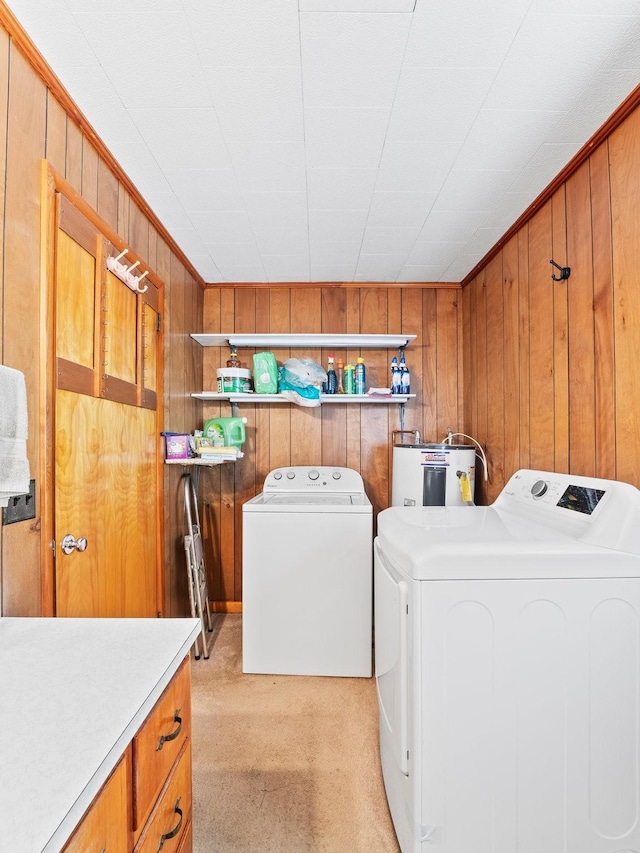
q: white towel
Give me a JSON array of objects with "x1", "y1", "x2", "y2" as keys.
[{"x1": 0, "y1": 366, "x2": 30, "y2": 508}]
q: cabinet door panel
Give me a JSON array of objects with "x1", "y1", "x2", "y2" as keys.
[{"x1": 63, "y1": 757, "x2": 128, "y2": 853}]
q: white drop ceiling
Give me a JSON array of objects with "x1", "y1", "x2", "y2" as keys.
[{"x1": 6, "y1": 0, "x2": 640, "y2": 283}]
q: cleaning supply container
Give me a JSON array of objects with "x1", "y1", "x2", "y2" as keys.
[
  {"x1": 203, "y1": 417, "x2": 247, "y2": 449},
  {"x1": 216, "y1": 368, "x2": 252, "y2": 393}
]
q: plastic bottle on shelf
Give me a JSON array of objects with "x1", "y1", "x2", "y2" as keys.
[
  {"x1": 391, "y1": 356, "x2": 401, "y2": 395},
  {"x1": 344, "y1": 364, "x2": 355, "y2": 395},
  {"x1": 326, "y1": 354, "x2": 338, "y2": 394},
  {"x1": 227, "y1": 346, "x2": 240, "y2": 368},
  {"x1": 337, "y1": 358, "x2": 345, "y2": 394},
  {"x1": 400, "y1": 354, "x2": 410, "y2": 395},
  {"x1": 354, "y1": 357, "x2": 366, "y2": 395}
]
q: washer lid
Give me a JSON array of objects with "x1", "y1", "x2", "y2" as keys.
[
  {"x1": 376, "y1": 506, "x2": 640, "y2": 580},
  {"x1": 244, "y1": 491, "x2": 371, "y2": 511}
]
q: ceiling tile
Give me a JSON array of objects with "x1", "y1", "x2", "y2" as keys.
[
  {"x1": 310, "y1": 265, "x2": 358, "y2": 281},
  {"x1": 355, "y1": 254, "x2": 405, "y2": 281},
  {"x1": 187, "y1": 4, "x2": 300, "y2": 67},
  {"x1": 243, "y1": 192, "x2": 309, "y2": 229},
  {"x1": 300, "y1": 1, "x2": 416, "y2": 10},
  {"x1": 253, "y1": 226, "x2": 310, "y2": 255},
  {"x1": 386, "y1": 66, "x2": 498, "y2": 143},
  {"x1": 262, "y1": 255, "x2": 311, "y2": 282},
  {"x1": 189, "y1": 211, "x2": 255, "y2": 243},
  {"x1": 310, "y1": 242, "x2": 362, "y2": 264},
  {"x1": 418, "y1": 210, "x2": 491, "y2": 243},
  {"x1": 165, "y1": 170, "x2": 245, "y2": 212},
  {"x1": 205, "y1": 66, "x2": 304, "y2": 142},
  {"x1": 434, "y1": 170, "x2": 519, "y2": 212},
  {"x1": 74, "y1": 12, "x2": 213, "y2": 109},
  {"x1": 406, "y1": 242, "x2": 467, "y2": 266},
  {"x1": 405, "y1": 0, "x2": 530, "y2": 69},
  {"x1": 397, "y1": 264, "x2": 448, "y2": 282},
  {"x1": 308, "y1": 210, "x2": 369, "y2": 242},
  {"x1": 367, "y1": 193, "x2": 435, "y2": 228},
  {"x1": 307, "y1": 168, "x2": 378, "y2": 209},
  {"x1": 361, "y1": 227, "x2": 419, "y2": 253},
  {"x1": 203, "y1": 243, "x2": 263, "y2": 268},
  {"x1": 128, "y1": 108, "x2": 230, "y2": 170}
]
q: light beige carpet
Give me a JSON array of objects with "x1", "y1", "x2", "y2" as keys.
[{"x1": 190, "y1": 614, "x2": 400, "y2": 852}]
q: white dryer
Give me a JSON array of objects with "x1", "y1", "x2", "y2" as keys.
[
  {"x1": 375, "y1": 469, "x2": 640, "y2": 853},
  {"x1": 243, "y1": 466, "x2": 372, "y2": 677}
]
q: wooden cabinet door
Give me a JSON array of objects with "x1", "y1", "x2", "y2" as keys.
[
  {"x1": 62, "y1": 756, "x2": 129, "y2": 853},
  {"x1": 53, "y1": 193, "x2": 161, "y2": 617}
]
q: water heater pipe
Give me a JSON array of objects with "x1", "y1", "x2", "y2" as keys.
[{"x1": 442, "y1": 430, "x2": 489, "y2": 481}]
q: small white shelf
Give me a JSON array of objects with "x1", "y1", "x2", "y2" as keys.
[
  {"x1": 191, "y1": 333, "x2": 416, "y2": 349},
  {"x1": 192, "y1": 392, "x2": 415, "y2": 404},
  {"x1": 164, "y1": 456, "x2": 239, "y2": 466}
]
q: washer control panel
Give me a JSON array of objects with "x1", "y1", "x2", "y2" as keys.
[{"x1": 263, "y1": 466, "x2": 362, "y2": 493}]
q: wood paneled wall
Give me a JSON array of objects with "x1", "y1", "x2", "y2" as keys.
[
  {"x1": 200, "y1": 285, "x2": 462, "y2": 606},
  {"x1": 463, "y1": 103, "x2": 640, "y2": 504},
  {"x1": 0, "y1": 20, "x2": 203, "y2": 617}
]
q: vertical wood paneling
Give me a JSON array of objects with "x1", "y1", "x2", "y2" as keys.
[
  {"x1": 566, "y1": 162, "x2": 596, "y2": 476},
  {"x1": 590, "y1": 142, "x2": 616, "y2": 480},
  {"x1": 45, "y1": 94, "x2": 66, "y2": 177},
  {"x1": 462, "y1": 99, "x2": 640, "y2": 500},
  {"x1": 1, "y1": 45, "x2": 46, "y2": 616},
  {"x1": 97, "y1": 157, "x2": 118, "y2": 231},
  {"x1": 321, "y1": 287, "x2": 348, "y2": 468},
  {"x1": 81, "y1": 140, "x2": 99, "y2": 211},
  {"x1": 528, "y1": 202, "x2": 555, "y2": 471},
  {"x1": 484, "y1": 253, "x2": 505, "y2": 501},
  {"x1": 65, "y1": 118, "x2": 82, "y2": 189},
  {"x1": 198, "y1": 283, "x2": 462, "y2": 604},
  {"x1": 552, "y1": 188, "x2": 569, "y2": 474},
  {"x1": 610, "y1": 108, "x2": 640, "y2": 485},
  {"x1": 517, "y1": 227, "x2": 531, "y2": 470},
  {"x1": 502, "y1": 235, "x2": 520, "y2": 483}
]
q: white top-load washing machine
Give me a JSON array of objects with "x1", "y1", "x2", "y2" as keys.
[
  {"x1": 243, "y1": 466, "x2": 372, "y2": 677},
  {"x1": 375, "y1": 469, "x2": 640, "y2": 853}
]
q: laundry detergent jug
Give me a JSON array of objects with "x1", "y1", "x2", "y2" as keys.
[{"x1": 203, "y1": 417, "x2": 247, "y2": 449}]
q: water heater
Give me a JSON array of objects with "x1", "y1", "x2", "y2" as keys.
[{"x1": 392, "y1": 442, "x2": 476, "y2": 507}]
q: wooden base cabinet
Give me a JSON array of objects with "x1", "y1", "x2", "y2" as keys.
[
  {"x1": 62, "y1": 756, "x2": 130, "y2": 853},
  {"x1": 62, "y1": 657, "x2": 193, "y2": 853}
]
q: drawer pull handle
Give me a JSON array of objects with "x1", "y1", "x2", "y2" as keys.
[
  {"x1": 157, "y1": 798, "x2": 183, "y2": 851},
  {"x1": 156, "y1": 710, "x2": 182, "y2": 751}
]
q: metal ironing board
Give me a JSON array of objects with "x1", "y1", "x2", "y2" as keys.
[{"x1": 183, "y1": 471, "x2": 213, "y2": 659}]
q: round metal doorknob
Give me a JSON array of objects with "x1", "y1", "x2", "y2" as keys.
[{"x1": 61, "y1": 534, "x2": 89, "y2": 555}]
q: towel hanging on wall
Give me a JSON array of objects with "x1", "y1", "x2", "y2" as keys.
[{"x1": 0, "y1": 365, "x2": 30, "y2": 508}]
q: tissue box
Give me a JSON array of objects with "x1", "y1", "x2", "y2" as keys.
[{"x1": 165, "y1": 434, "x2": 190, "y2": 459}]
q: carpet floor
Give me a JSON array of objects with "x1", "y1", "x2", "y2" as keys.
[{"x1": 190, "y1": 614, "x2": 400, "y2": 852}]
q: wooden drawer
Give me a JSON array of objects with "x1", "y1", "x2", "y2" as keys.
[
  {"x1": 134, "y1": 740, "x2": 192, "y2": 853},
  {"x1": 63, "y1": 754, "x2": 129, "y2": 853},
  {"x1": 132, "y1": 658, "x2": 191, "y2": 831}
]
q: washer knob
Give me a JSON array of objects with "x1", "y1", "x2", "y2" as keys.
[
  {"x1": 273, "y1": 471, "x2": 282, "y2": 480},
  {"x1": 332, "y1": 471, "x2": 341, "y2": 480},
  {"x1": 308, "y1": 469, "x2": 320, "y2": 480},
  {"x1": 531, "y1": 479, "x2": 548, "y2": 498},
  {"x1": 286, "y1": 470, "x2": 295, "y2": 480}
]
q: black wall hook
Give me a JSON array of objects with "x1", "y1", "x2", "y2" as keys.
[{"x1": 550, "y1": 260, "x2": 571, "y2": 281}]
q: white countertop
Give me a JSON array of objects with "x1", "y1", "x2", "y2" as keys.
[{"x1": 0, "y1": 616, "x2": 201, "y2": 853}]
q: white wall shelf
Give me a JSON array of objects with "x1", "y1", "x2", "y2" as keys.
[
  {"x1": 191, "y1": 333, "x2": 416, "y2": 349},
  {"x1": 192, "y1": 392, "x2": 415, "y2": 404}
]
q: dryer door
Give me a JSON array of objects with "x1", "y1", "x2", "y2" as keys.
[{"x1": 374, "y1": 539, "x2": 409, "y2": 775}]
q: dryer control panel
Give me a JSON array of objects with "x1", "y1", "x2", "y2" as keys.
[{"x1": 495, "y1": 469, "x2": 640, "y2": 553}]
